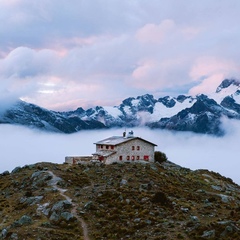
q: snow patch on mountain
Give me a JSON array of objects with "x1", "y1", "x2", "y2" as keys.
[
  {"x1": 151, "y1": 97, "x2": 196, "y2": 121},
  {"x1": 211, "y1": 79, "x2": 240, "y2": 104},
  {"x1": 102, "y1": 106, "x2": 122, "y2": 118}
]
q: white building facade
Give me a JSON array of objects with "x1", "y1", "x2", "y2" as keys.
[{"x1": 92, "y1": 132, "x2": 157, "y2": 164}]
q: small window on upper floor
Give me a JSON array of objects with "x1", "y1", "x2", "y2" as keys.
[
  {"x1": 131, "y1": 156, "x2": 135, "y2": 161},
  {"x1": 127, "y1": 156, "x2": 130, "y2": 161},
  {"x1": 111, "y1": 146, "x2": 114, "y2": 150},
  {"x1": 119, "y1": 156, "x2": 122, "y2": 161},
  {"x1": 100, "y1": 145, "x2": 103, "y2": 149},
  {"x1": 132, "y1": 146, "x2": 135, "y2": 150},
  {"x1": 137, "y1": 146, "x2": 140, "y2": 150},
  {"x1": 136, "y1": 156, "x2": 140, "y2": 160},
  {"x1": 106, "y1": 145, "x2": 109, "y2": 149}
]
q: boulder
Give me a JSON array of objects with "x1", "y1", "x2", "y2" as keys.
[
  {"x1": 120, "y1": 179, "x2": 128, "y2": 185},
  {"x1": 12, "y1": 215, "x2": 32, "y2": 227},
  {"x1": 49, "y1": 200, "x2": 73, "y2": 224},
  {"x1": 61, "y1": 212, "x2": 75, "y2": 221},
  {"x1": 1, "y1": 171, "x2": 10, "y2": 176},
  {"x1": 31, "y1": 171, "x2": 53, "y2": 187},
  {"x1": 17, "y1": 215, "x2": 32, "y2": 225},
  {"x1": 20, "y1": 196, "x2": 43, "y2": 206},
  {"x1": 37, "y1": 203, "x2": 50, "y2": 216},
  {"x1": 201, "y1": 229, "x2": 215, "y2": 238},
  {"x1": 10, "y1": 233, "x2": 18, "y2": 240},
  {"x1": 139, "y1": 183, "x2": 152, "y2": 191},
  {"x1": 84, "y1": 201, "x2": 93, "y2": 210},
  {"x1": 51, "y1": 200, "x2": 72, "y2": 213},
  {"x1": 190, "y1": 216, "x2": 199, "y2": 222},
  {"x1": 11, "y1": 167, "x2": 21, "y2": 174},
  {"x1": 49, "y1": 211, "x2": 60, "y2": 223},
  {"x1": 133, "y1": 218, "x2": 141, "y2": 223},
  {"x1": 1, "y1": 228, "x2": 7, "y2": 238}
]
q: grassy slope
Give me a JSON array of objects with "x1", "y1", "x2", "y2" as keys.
[{"x1": 1, "y1": 161, "x2": 240, "y2": 239}]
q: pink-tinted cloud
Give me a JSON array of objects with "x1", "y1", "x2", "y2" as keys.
[
  {"x1": 136, "y1": 19, "x2": 176, "y2": 44},
  {"x1": 190, "y1": 56, "x2": 239, "y2": 81},
  {"x1": 189, "y1": 56, "x2": 240, "y2": 95},
  {"x1": 189, "y1": 74, "x2": 225, "y2": 96},
  {"x1": 1, "y1": 1, "x2": 240, "y2": 110}
]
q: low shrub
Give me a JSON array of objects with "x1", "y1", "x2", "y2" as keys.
[{"x1": 154, "y1": 151, "x2": 168, "y2": 163}]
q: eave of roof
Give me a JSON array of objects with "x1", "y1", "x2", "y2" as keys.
[
  {"x1": 92, "y1": 151, "x2": 116, "y2": 157},
  {"x1": 94, "y1": 136, "x2": 157, "y2": 147}
]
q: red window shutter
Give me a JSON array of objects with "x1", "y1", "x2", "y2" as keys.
[
  {"x1": 144, "y1": 155, "x2": 149, "y2": 161},
  {"x1": 131, "y1": 156, "x2": 135, "y2": 161},
  {"x1": 119, "y1": 156, "x2": 122, "y2": 161}
]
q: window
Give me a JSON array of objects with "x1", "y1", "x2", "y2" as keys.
[
  {"x1": 106, "y1": 145, "x2": 109, "y2": 149},
  {"x1": 137, "y1": 146, "x2": 140, "y2": 150},
  {"x1": 127, "y1": 156, "x2": 130, "y2": 161},
  {"x1": 132, "y1": 146, "x2": 135, "y2": 150},
  {"x1": 136, "y1": 156, "x2": 140, "y2": 160},
  {"x1": 100, "y1": 145, "x2": 103, "y2": 149},
  {"x1": 119, "y1": 156, "x2": 122, "y2": 161},
  {"x1": 131, "y1": 156, "x2": 135, "y2": 161},
  {"x1": 144, "y1": 155, "x2": 149, "y2": 161},
  {"x1": 111, "y1": 146, "x2": 114, "y2": 150}
]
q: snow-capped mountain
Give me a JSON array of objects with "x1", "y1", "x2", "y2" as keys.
[
  {"x1": 1, "y1": 79, "x2": 240, "y2": 135},
  {"x1": 0, "y1": 101, "x2": 106, "y2": 133},
  {"x1": 64, "y1": 94, "x2": 197, "y2": 128}
]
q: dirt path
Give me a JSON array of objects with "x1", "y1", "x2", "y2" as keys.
[{"x1": 48, "y1": 171, "x2": 90, "y2": 240}]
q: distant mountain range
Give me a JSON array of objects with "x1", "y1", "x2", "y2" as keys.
[{"x1": 1, "y1": 79, "x2": 240, "y2": 135}]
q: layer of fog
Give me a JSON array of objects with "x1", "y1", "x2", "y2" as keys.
[{"x1": 0, "y1": 118, "x2": 240, "y2": 184}]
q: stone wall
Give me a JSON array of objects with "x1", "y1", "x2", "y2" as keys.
[
  {"x1": 65, "y1": 156, "x2": 93, "y2": 164},
  {"x1": 105, "y1": 138, "x2": 155, "y2": 164}
]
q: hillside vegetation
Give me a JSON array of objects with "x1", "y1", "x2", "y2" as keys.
[{"x1": 1, "y1": 161, "x2": 240, "y2": 239}]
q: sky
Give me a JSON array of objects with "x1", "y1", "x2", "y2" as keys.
[
  {"x1": 1, "y1": 120, "x2": 240, "y2": 184},
  {"x1": 1, "y1": 0, "x2": 240, "y2": 111}
]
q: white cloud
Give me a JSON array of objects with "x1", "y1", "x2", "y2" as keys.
[
  {"x1": 136, "y1": 19, "x2": 176, "y2": 44},
  {"x1": 1, "y1": 120, "x2": 240, "y2": 185},
  {"x1": 1, "y1": 1, "x2": 240, "y2": 110}
]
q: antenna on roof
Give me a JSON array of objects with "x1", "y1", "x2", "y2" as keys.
[{"x1": 127, "y1": 130, "x2": 134, "y2": 138}]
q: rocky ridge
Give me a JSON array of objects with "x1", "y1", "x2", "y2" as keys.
[
  {"x1": 1, "y1": 79, "x2": 240, "y2": 135},
  {"x1": 1, "y1": 161, "x2": 240, "y2": 239}
]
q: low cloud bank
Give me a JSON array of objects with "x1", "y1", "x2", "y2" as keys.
[{"x1": 0, "y1": 119, "x2": 240, "y2": 184}]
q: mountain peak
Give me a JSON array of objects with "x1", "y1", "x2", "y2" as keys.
[
  {"x1": 216, "y1": 79, "x2": 240, "y2": 93},
  {"x1": 158, "y1": 96, "x2": 176, "y2": 108}
]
